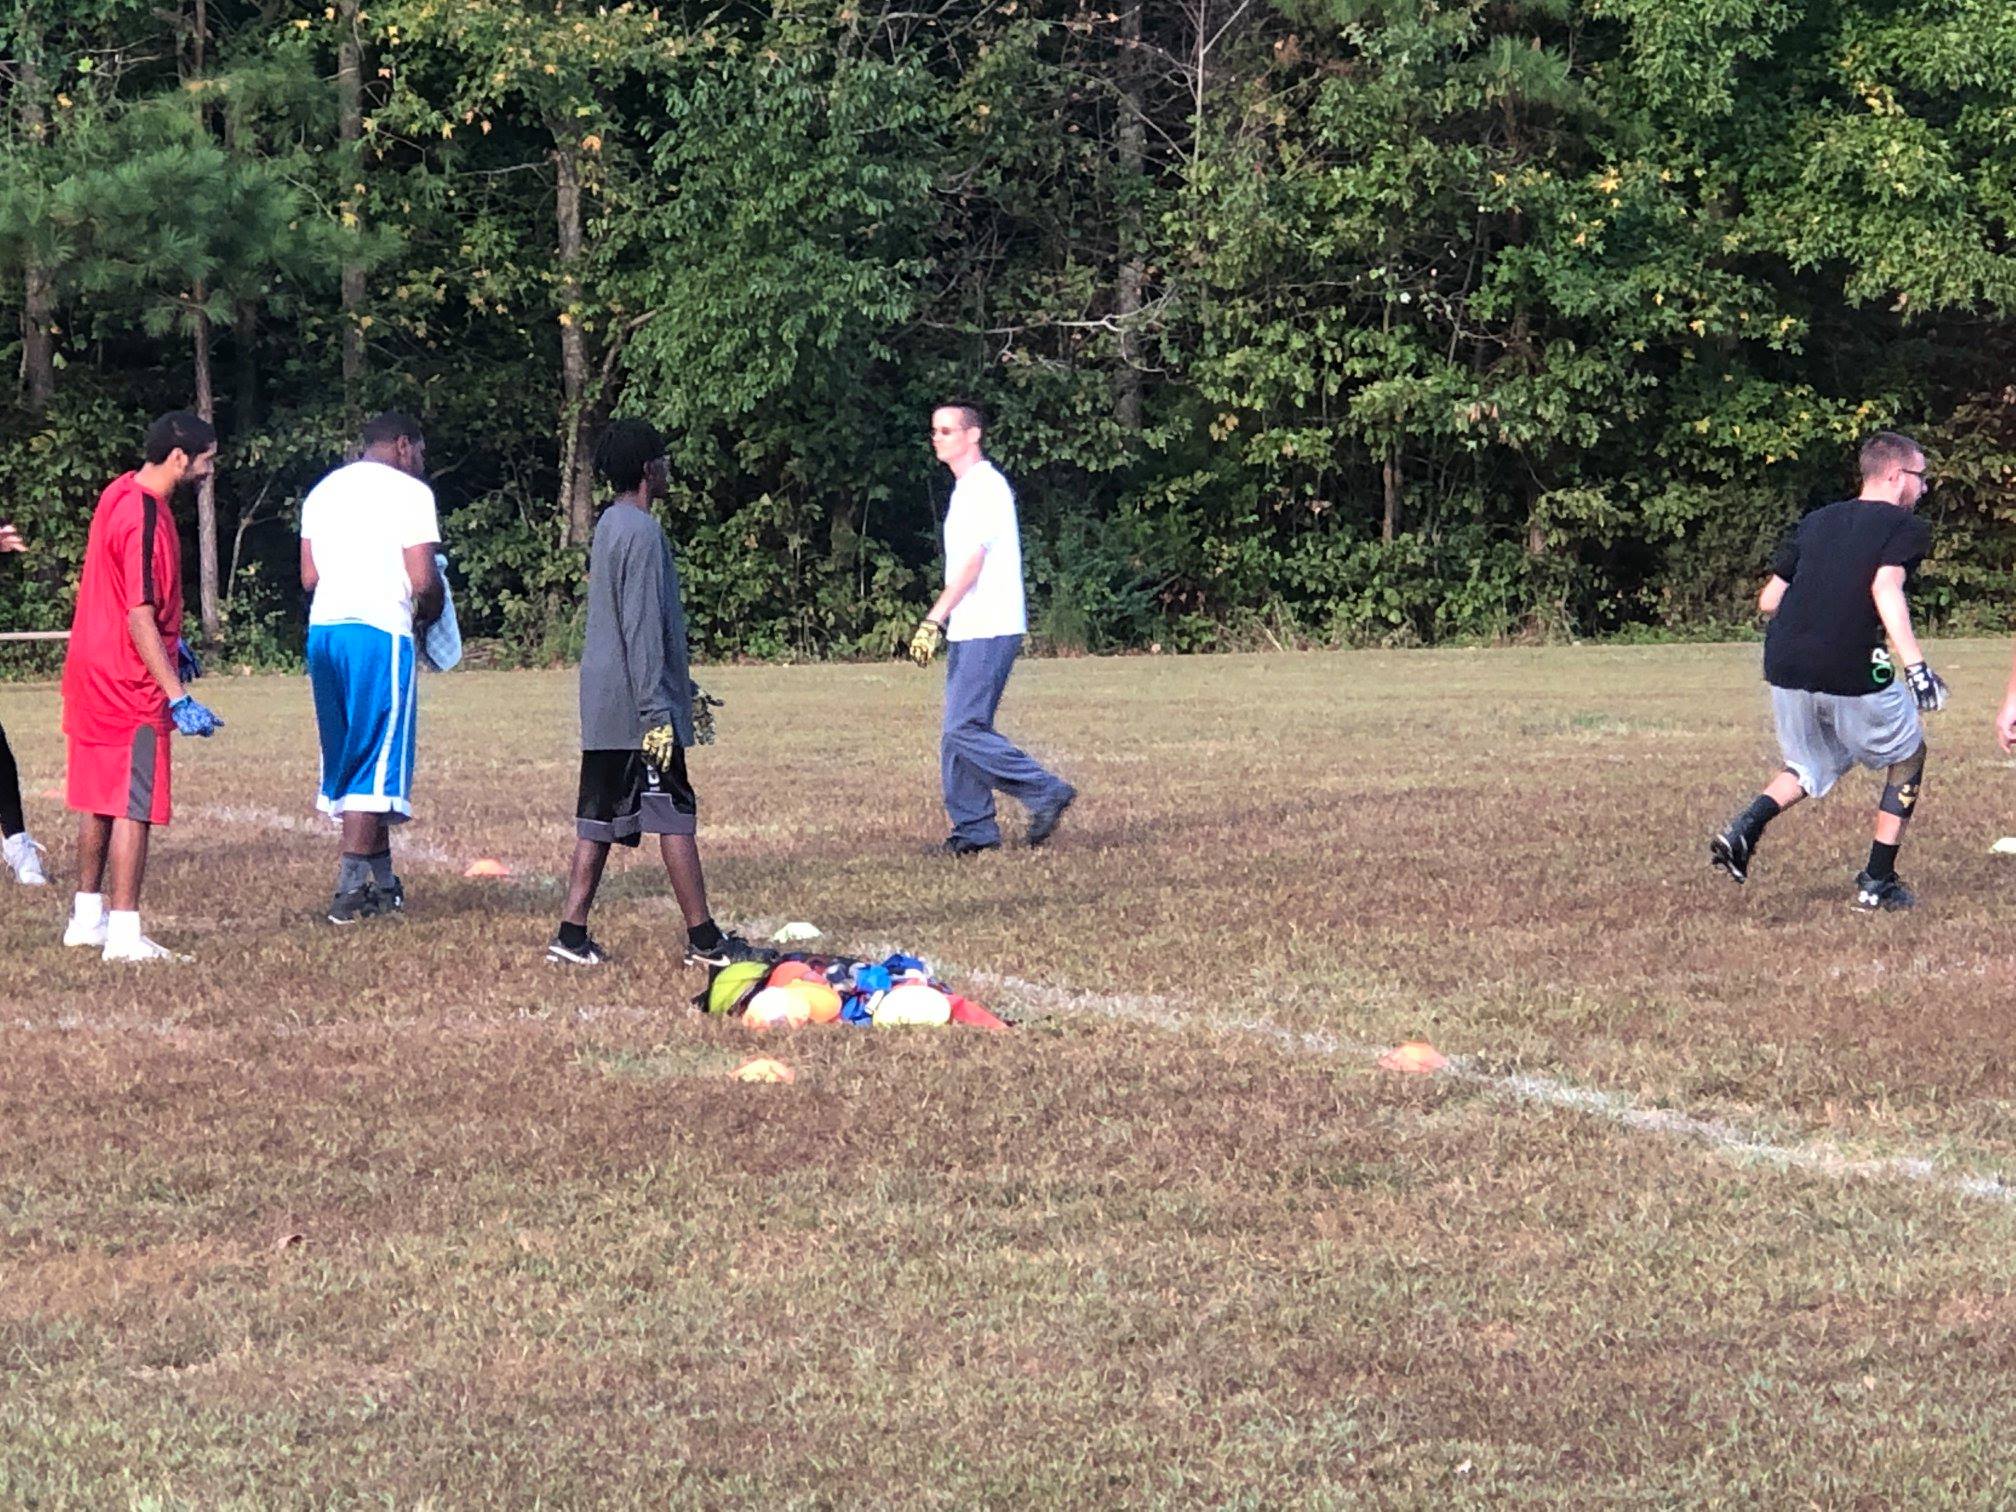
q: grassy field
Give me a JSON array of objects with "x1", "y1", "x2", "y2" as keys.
[{"x1": 7, "y1": 642, "x2": 2016, "y2": 1505}]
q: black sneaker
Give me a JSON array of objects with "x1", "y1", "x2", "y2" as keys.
[
  {"x1": 1854, "y1": 871, "x2": 1916, "y2": 911},
  {"x1": 547, "y1": 932, "x2": 610, "y2": 966},
  {"x1": 931, "y1": 835, "x2": 1000, "y2": 857},
  {"x1": 328, "y1": 883, "x2": 379, "y2": 925},
  {"x1": 1710, "y1": 827, "x2": 1755, "y2": 884},
  {"x1": 683, "y1": 932, "x2": 771, "y2": 970},
  {"x1": 1027, "y1": 784, "x2": 1078, "y2": 847},
  {"x1": 378, "y1": 877, "x2": 406, "y2": 914}
]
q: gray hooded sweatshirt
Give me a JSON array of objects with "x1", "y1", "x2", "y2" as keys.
[{"x1": 579, "y1": 501, "x2": 693, "y2": 750}]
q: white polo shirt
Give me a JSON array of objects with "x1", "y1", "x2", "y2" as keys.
[
  {"x1": 942, "y1": 459, "x2": 1026, "y2": 642},
  {"x1": 301, "y1": 460, "x2": 441, "y2": 637}
]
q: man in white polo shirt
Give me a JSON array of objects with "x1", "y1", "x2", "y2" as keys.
[
  {"x1": 908, "y1": 401, "x2": 1076, "y2": 855},
  {"x1": 299, "y1": 411, "x2": 442, "y2": 922}
]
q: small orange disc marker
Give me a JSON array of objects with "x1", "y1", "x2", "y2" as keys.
[{"x1": 1378, "y1": 1041, "x2": 1449, "y2": 1075}]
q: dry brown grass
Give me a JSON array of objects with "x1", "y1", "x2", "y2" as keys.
[{"x1": 6, "y1": 644, "x2": 2016, "y2": 1504}]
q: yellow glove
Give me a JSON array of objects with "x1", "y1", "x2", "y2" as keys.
[
  {"x1": 691, "y1": 683, "x2": 722, "y2": 746},
  {"x1": 908, "y1": 617, "x2": 946, "y2": 668},
  {"x1": 641, "y1": 722, "x2": 679, "y2": 770}
]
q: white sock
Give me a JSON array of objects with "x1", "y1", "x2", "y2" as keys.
[
  {"x1": 72, "y1": 892, "x2": 106, "y2": 926},
  {"x1": 107, "y1": 910, "x2": 142, "y2": 950}
]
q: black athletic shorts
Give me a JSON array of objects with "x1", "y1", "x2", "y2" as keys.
[{"x1": 576, "y1": 747, "x2": 696, "y2": 845}]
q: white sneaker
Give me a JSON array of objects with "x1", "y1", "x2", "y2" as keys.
[
  {"x1": 3, "y1": 832, "x2": 48, "y2": 886},
  {"x1": 63, "y1": 915, "x2": 108, "y2": 949},
  {"x1": 102, "y1": 935, "x2": 190, "y2": 964}
]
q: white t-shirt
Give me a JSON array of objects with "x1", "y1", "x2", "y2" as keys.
[
  {"x1": 301, "y1": 460, "x2": 442, "y2": 636},
  {"x1": 942, "y1": 459, "x2": 1026, "y2": 642}
]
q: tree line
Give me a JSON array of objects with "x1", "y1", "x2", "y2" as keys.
[{"x1": 2, "y1": 0, "x2": 2014, "y2": 665}]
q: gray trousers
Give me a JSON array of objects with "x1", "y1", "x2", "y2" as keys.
[{"x1": 942, "y1": 634, "x2": 1065, "y2": 845}]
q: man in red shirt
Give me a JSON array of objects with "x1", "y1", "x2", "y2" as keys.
[{"x1": 60, "y1": 411, "x2": 225, "y2": 963}]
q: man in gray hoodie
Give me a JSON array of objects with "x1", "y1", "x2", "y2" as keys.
[{"x1": 547, "y1": 419, "x2": 762, "y2": 969}]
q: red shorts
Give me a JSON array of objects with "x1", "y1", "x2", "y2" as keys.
[{"x1": 67, "y1": 726, "x2": 173, "y2": 825}]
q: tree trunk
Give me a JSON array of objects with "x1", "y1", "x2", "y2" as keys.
[
  {"x1": 338, "y1": 0, "x2": 366, "y2": 411},
  {"x1": 234, "y1": 303, "x2": 258, "y2": 429},
  {"x1": 184, "y1": 0, "x2": 221, "y2": 642},
  {"x1": 23, "y1": 267, "x2": 55, "y2": 413},
  {"x1": 17, "y1": 52, "x2": 56, "y2": 412},
  {"x1": 1382, "y1": 450, "x2": 1402, "y2": 544},
  {"x1": 1112, "y1": 0, "x2": 1146, "y2": 431},
  {"x1": 193, "y1": 296, "x2": 222, "y2": 643},
  {"x1": 552, "y1": 132, "x2": 595, "y2": 545}
]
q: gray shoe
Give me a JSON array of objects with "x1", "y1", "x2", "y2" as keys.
[
  {"x1": 328, "y1": 883, "x2": 379, "y2": 925},
  {"x1": 1027, "y1": 785, "x2": 1077, "y2": 847}
]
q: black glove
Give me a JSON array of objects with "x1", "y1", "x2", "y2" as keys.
[{"x1": 1904, "y1": 661, "x2": 1948, "y2": 713}]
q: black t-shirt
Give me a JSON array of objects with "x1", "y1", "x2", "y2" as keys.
[{"x1": 1762, "y1": 498, "x2": 1931, "y2": 695}]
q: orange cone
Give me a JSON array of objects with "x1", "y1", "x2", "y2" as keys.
[
  {"x1": 1378, "y1": 1040, "x2": 1448, "y2": 1075},
  {"x1": 464, "y1": 858, "x2": 510, "y2": 878},
  {"x1": 733, "y1": 1057, "x2": 795, "y2": 1084}
]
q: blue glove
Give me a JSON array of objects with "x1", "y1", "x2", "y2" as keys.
[
  {"x1": 176, "y1": 640, "x2": 202, "y2": 684},
  {"x1": 169, "y1": 695, "x2": 223, "y2": 737}
]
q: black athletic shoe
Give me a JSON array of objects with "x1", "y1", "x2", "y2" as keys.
[
  {"x1": 683, "y1": 932, "x2": 770, "y2": 970},
  {"x1": 378, "y1": 877, "x2": 405, "y2": 914},
  {"x1": 328, "y1": 883, "x2": 379, "y2": 925},
  {"x1": 931, "y1": 835, "x2": 1000, "y2": 858},
  {"x1": 1027, "y1": 784, "x2": 1078, "y2": 848},
  {"x1": 1710, "y1": 827, "x2": 1755, "y2": 884},
  {"x1": 1854, "y1": 871, "x2": 1917, "y2": 911},
  {"x1": 547, "y1": 932, "x2": 610, "y2": 966}
]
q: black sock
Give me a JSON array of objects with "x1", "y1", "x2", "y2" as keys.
[
  {"x1": 1734, "y1": 793, "x2": 1783, "y2": 842},
  {"x1": 1866, "y1": 841, "x2": 1900, "y2": 882},
  {"x1": 687, "y1": 918, "x2": 723, "y2": 951},
  {"x1": 0, "y1": 720, "x2": 24, "y2": 838},
  {"x1": 558, "y1": 920, "x2": 590, "y2": 950},
  {"x1": 338, "y1": 853, "x2": 372, "y2": 893},
  {"x1": 367, "y1": 847, "x2": 395, "y2": 888}
]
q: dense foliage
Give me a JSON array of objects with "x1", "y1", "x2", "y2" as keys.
[{"x1": 3, "y1": 0, "x2": 2015, "y2": 661}]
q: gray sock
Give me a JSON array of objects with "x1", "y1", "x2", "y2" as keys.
[
  {"x1": 367, "y1": 848, "x2": 395, "y2": 888},
  {"x1": 338, "y1": 853, "x2": 372, "y2": 893}
]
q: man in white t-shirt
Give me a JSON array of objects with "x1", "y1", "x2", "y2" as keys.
[
  {"x1": 299, "y1": 411, "x2": 443, "y2": 922},
  {"x1": 908, "y1": 401, "x2": 1076, "y2": 855}
]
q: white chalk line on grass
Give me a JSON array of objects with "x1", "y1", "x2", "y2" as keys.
[
  {"x1": 194, "y1": 804, "x2": 465, "y2": 869},
  {"x1": 103, "y1": 821, "x2": 2016, "y2": 1206},
  {"x1": 957, "y1": 968, "x2": 2016, "y2": 1208}
]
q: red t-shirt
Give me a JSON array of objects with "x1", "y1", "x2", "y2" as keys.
[{"x1": 62, "y1": 473, "x2": 183, "y2": 740}]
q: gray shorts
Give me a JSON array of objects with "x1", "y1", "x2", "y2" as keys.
[{"x1": 1770, "y1": 683, "x2": 1922, "y2": 799}]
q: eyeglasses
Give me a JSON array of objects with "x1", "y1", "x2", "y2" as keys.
[{"x1": 1903, "y1": 467, "x2": 1934, "y2": 487}]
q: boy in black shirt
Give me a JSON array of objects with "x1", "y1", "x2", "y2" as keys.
[{"x1": 1711, "y1": 432, "x2": 1947, "y2": 910}]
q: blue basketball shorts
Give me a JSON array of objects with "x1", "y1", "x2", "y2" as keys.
[{"x1": 308, "y1": 622, "x2": 418, "y2": 820}]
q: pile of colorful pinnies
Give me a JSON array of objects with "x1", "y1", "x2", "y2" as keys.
[{"x1": 697, "y1": 950, "x2": 1010, "y2": 1032}]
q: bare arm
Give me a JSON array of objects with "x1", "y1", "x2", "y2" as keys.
[
  {"x1": 404, "y1": 542, "x2": 443, "y2": 626},
  {"x1": 1758, "y1": 575, "x2": 1789, "y2": 618},
  {"x1": 300, "y1": 538, "x2": 318, "y2": 594},
  {"x1": 926, "y1": 547, "x2": 987, "y2": 626},
  {"x1": 128, "y1": 607, "x2": 187, "y2": 705},
  {"x1": 1871, "y1": 564, "x2": 1924, "y2": 667},
  {"x1": 1996, "y1": 643, "x2": 2016, "y2": 753},
  {"x1": 0, "y1": 522, "x2": 23, "y2": 554}
]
